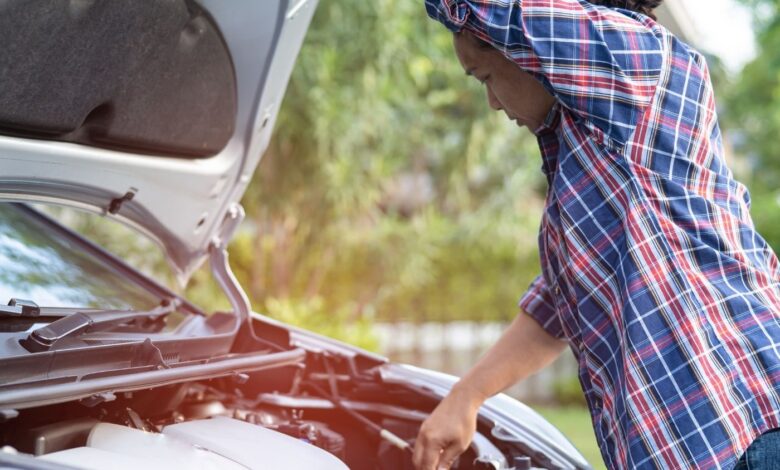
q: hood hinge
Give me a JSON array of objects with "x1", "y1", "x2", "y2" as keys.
[{"x1": 208, "y1": 203, "x2": 251, "y2": 324}]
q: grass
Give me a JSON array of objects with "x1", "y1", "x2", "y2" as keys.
[{"x1": 534, "y1": 406, "x2": 607, "y2": 470}]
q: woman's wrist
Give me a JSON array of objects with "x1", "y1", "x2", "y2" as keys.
[{"x1": 451, "y1": 380, "x2": 489, "y2": 409}]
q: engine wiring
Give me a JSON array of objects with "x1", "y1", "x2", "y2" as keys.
[{"x1": 308, "y1": 356, "x2": 414, "y2": 457}]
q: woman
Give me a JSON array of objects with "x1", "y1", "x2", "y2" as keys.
[{"x1": 413, "y1": 1, "x2": 780, "y2": 469}]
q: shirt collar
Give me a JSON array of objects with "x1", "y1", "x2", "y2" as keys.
[
  {"x1": 534, "y1": 101, "x2": 562, "y2": 178},
  {"x1": 532, "y1": 101, "x2": 562, "y2": 137}
]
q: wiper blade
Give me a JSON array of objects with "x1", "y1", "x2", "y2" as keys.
[{"x1": 21, "y1": 299, "x2": 181, "y2": 353}]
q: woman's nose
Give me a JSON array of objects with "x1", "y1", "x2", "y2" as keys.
[{"x1": 486, "y1": 86, "x2": 502, "y2": 111}]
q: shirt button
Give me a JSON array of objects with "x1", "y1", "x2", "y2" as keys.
[{"x1": 554, "y1": 286, "x2": 561, "y2": 296}]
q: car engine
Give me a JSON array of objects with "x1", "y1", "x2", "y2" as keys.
[{"x1": 0, "y1": 358, "x2": 517, "y2": 470}]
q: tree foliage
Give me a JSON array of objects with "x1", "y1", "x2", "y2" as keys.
[
  {"x1": 723, "y1": 0, "x2": 780, "y2": 250},
  {"x1": 218, "y1": 0, "x2": 547, "y2": 326}
]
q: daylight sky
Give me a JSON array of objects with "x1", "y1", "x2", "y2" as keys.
[{"x1": 683, "y1": 0, "x2": 757, "y2": 73}]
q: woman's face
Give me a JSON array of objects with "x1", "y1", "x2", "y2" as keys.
[{"x1": 453, "y1": 32, "x2": 555, "y2": 131}]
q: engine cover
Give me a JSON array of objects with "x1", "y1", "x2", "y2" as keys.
[{"x1": 39, "y1": 417, "x2": 349, "y2": 470}]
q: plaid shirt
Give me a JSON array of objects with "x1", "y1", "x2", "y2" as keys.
[{"x1": 426, "y1": 0, "x2": 780, "y2": 468}]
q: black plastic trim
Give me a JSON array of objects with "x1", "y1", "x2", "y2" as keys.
[{"x1": 0, "y1": 348, "x2": 305, "y2": 410}]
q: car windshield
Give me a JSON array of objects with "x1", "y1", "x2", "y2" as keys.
[{"x1": 0, "y1": 203, "x2": 160, "y2": 310}]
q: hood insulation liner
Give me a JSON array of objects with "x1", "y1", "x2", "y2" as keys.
[{"x1": 0, "y1": 0, "x2": 236, "y2": 158}]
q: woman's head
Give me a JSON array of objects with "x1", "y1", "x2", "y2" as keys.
[
  {"x1": 453, "y1": 31, "x2": 556, "y2": 132},
  {"x1": 452, "y1": 1, "x2": 663, "y2": 131}
]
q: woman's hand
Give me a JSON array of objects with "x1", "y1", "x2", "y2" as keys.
[
  {"x1": 411, "y1": 313, "x2": 567, "y2": 469},
  {"x1": 412, "y1": 384, "x2": 484, "y2": 470}
]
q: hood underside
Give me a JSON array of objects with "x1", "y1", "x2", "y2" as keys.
[{"x1": 0, "y1": 0, "x2": 318, "y2": 282}]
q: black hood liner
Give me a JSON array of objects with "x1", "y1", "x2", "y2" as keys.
[{"x1": 0, "y1": 0, "x2": 236, "y2": 158}]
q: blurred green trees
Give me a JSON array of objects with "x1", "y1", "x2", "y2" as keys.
[
  {"x1": 189, "y1": 0, "x2": 548, "y2": 329},
  {"x1": 724, "y1": 0, "x2": 780, "y2": 250}
]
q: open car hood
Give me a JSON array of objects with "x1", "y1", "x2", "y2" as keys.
[{"x1": 0, "y1": 0, "x2": 318, "y2": 283}]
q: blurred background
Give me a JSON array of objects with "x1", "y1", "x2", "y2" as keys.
[{"x1": 51, "y1": 0, "x2": 780, "y2": 467}]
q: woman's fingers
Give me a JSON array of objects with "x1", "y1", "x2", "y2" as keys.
[
  {"x1": 437, "y1": 441, "x2": 468, "y2": 469},
  {"x1": 413, "y1": 386, "x2": 481, "y2": 469},
  {"x1": 413, "y1": 426, "x2": 445, "y2": 470},
  {"x1": 413, "y1": 426, "x2": 469, "y2": 469},
  {"x1": 412, "y1": 432, "x2": 427, "y2": 468}
]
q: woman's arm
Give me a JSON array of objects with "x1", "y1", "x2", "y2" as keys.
[{"x1": 412, "y1": 312, "x2": 568, "y2": 470}]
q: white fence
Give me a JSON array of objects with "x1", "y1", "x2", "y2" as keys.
[{"x1": 374, "y1": 321, "x2": 579, "y2": 403}]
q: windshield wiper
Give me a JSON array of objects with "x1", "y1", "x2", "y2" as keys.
[
  {"x1": 21, "y1": 298, "x2": 181, "y2": 353},
  {"x1": 0, "y1": 298, "x2": 41, "y2": 317}
]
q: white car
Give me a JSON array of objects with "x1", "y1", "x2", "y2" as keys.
[{"x1": 0, "y1": 1, "x2": 591, "y2": 469}]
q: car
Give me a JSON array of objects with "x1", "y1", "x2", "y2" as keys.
[{"x1": 0, "y1": 1, "x2": 592, "y2": 469}]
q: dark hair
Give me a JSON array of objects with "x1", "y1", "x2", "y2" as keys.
[{"x1": 588, "y1": 0, "x2": 663, "y2": 20}]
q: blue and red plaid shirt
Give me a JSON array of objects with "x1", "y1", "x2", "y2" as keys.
[{"x1": 426, "y1": 0, "x2": 780, "y2": 468}]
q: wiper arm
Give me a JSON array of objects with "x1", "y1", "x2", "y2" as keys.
[
  {"x1": 0, "y1": 298, "x2": 41, "y2": 317},
  {"x1": 21, "y1": 299, "x2": 181, "y2": 353}
]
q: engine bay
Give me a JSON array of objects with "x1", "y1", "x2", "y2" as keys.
[{"x1": 0, "y1": 349, "x2": 526, "y2": 470}]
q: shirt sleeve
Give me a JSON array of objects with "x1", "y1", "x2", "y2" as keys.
[
  {"x1": 425, "y1": 0, "x2": 665, "y2": 145},
  {"x1": 518, "y1": 274, "x2": 566, "y2": 340}
]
